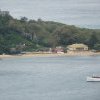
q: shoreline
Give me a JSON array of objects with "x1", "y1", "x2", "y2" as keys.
[{"x1": 0, "y1": 52, "x2": 100, "y2": 58}]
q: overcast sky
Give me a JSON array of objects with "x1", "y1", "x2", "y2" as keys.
[{"x1": 0, "y1": 0, "x2": 100, "y2": 28}]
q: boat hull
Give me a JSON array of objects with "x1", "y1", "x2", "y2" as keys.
[{"x1": 87, "y1": 77, "x2": 100, "y2": 82}]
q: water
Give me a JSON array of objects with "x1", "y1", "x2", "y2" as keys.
[
  {"x1": 0, "y1": 56, "x2": 100, "y2": 100},
  {"x1": 0, "y1": 0, "x2": 100, "y2": 28}
]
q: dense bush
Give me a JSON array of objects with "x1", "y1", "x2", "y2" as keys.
[{"x1": 0, "y1": 10, "x2": 100, "y2": 54}]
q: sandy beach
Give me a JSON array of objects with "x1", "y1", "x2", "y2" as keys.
[{"x1": 0, "y1": 51, "x2": 100, "y2": 59}]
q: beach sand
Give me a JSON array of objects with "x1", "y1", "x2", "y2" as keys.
[{"x1": 0, "y1": 51, "x2": 100, "y2": 59}]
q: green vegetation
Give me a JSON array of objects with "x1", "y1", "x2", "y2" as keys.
[{"x1": 0, "y1": 10, "x2": 100, "y2": 54}]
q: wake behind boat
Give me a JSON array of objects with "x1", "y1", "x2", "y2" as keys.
[{"x1": 87, "y1": 75, "x2": 100, "y2": 82}]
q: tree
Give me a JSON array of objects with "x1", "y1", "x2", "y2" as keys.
[
  {"x1": 20, "y1": 17, "x2": 28, "y2": 22},
  {"x1": 93, "y1": 44, "x2": 100, "y2": 51},
  {"x1": 88, "y1": 33, "x2": 98, "y2": 48}
]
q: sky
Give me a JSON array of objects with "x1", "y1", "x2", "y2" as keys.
[{"x1": 0, "y1": 0, "x2": 100, "y2": 29}]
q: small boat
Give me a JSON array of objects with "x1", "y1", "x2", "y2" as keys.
[{"x1": 87, "y1": 76, "x2": 100, "y2": 82}]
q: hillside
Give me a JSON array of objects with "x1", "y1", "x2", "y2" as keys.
[{"x1": 0, "y1": 10, "x2": 100, "y2": 54}]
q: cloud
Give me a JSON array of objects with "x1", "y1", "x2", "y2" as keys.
[{"x1": 0, "y1": 0, "x2": 100, "y2": 28}]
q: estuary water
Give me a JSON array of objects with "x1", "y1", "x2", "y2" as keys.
[{"x1": 0, "y1": 55, "x2": 100, "y2": 100}]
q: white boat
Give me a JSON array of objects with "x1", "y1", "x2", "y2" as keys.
[{"x1": 87, "y1": 76, "x2": 100, "y2": 82}]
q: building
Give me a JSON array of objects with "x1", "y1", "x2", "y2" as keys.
[
  {"x1": 52, "y1": 46, "x2": 64, "y2": 54},
  {"x1": 67, "y1": 43, "x2": 88, "y2": 52}
]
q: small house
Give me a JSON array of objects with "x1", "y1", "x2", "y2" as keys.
[
  {"x1": 67, "y1": 43, "x2": 88, "y2": 53},
  {"x1": 54, "y1": 46, "x2": 64, "y2": 54}
]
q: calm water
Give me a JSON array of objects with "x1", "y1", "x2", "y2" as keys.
[
  {"x1": 0, "y1": 56, "x2": 100, "y2": 100},
  {"x1": 0, "y1": 0, "x2": 100, "y2": 28}
]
